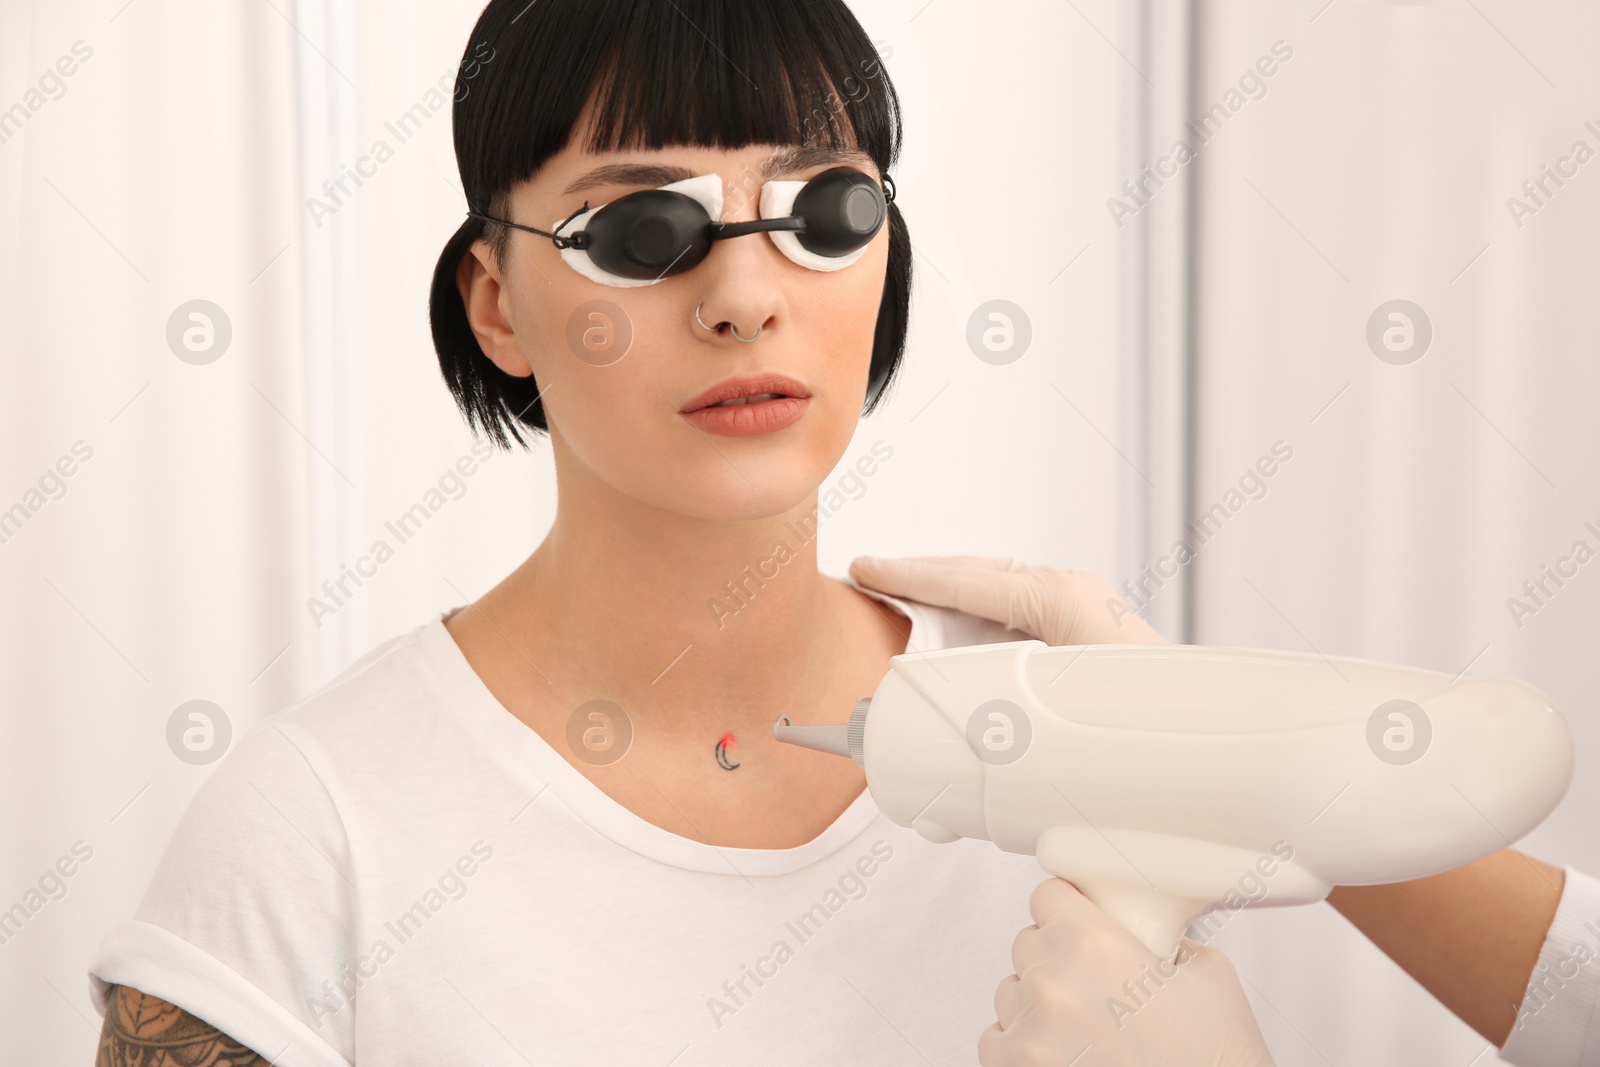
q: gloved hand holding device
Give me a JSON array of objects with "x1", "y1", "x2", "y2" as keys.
[
  {"x1": 816, "y1": 555, "x2": 1573, "y2": 1065},
  {"x1": 850, "y1": 557, "x2": 1273, "y2": 1065},
  {"x1": 979, "y1": 877, "x2": 1276, "y2": 1067}
]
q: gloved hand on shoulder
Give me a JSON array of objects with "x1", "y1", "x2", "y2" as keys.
[{"x1": 848, "y1": 555, "x2": 1166, "y2": 647}]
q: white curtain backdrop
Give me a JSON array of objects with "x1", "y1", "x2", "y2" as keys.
[
  {"x1": 1187, "y1": 2, "x2": 1600, "y2": 1064},
  {"x1": 1, "y1": 0, "x2": 317, "y2": 1059},
  {"x1": 0, "y1": 1, "x2": 1125, "y2": 1061}
]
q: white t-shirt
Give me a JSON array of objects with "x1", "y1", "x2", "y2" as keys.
[
  {"x1": 1500, "y1": 865, "x2": 1600, "y2": 1066},
  {"x1": 87, "y1": 579, "x2": 1046, "y2": 1067}
]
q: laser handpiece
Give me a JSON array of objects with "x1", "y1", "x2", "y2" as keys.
[{"x1": 774, "y1": 640, "x2": 1572, "y2": 959}]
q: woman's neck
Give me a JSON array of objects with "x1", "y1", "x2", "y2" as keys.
[{"x1": 469, "y1": 469, "x2": 855, "y2": 745}]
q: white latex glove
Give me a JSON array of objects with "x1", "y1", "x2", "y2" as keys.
[
  {"x1": 848, "y1": 555, "x2": 1166, "y2": 646},
  {"x1": 979, "y1": 878, "x2": 1278, "y2": 1067}
]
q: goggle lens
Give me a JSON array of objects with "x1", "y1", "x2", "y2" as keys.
[{"x1": 583, "y1": 190, "x2": 715, "y2": 280}]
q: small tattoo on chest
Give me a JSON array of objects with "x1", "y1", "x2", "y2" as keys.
[{"x1": 715, "y1": 732, "x2": 740, "y2": 770}]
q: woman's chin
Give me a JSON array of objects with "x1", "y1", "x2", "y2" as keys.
[
  {"x1": 569, "y1": 414, "x2": 853, "y2": 522},
  {"x1": 626, "y1": 473, "x2": 826, "y2": 525}
]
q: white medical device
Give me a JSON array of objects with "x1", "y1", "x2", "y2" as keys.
[{"x1": 774, "y1": 641, "x2": 1573, "y2": 959}]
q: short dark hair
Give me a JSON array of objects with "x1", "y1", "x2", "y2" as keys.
[{"x1": 429, "y1": 0, "x2": 912, "y2": 450}]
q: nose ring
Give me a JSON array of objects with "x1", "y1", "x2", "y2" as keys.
[{"x1": 694, "y1": 302, "x2": 762, "y2": 343}]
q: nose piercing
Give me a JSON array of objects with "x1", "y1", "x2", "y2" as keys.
[{"x1": 694, "y1": 302, "x2": 762, "y2": 343}]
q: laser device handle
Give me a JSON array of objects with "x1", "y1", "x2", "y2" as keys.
[
  {"x1": 1035, "y1": 829, "x2": 1235, "y2": 961},
  {"x1": 1030, "y1": 825, "x2": 1318, "y2": 959}
]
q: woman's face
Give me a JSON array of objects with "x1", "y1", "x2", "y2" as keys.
[{"x1": 461, "y1": 130, "x2": 891, "y2": 523}]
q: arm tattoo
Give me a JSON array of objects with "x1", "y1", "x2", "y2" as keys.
[{"x1": 96, "y1": 984, "x2": 277, "y2": 1066}]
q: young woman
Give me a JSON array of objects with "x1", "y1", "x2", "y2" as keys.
[{"x1": 84, "y1": 1, "x2": 1162, "y2": 1063}]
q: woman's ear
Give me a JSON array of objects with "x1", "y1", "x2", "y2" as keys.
[{"x1": 457, "y1": 240, "x2": 535, "y2": 379}]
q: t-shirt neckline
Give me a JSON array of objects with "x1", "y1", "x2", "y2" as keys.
[{"x1": 414, "y1": 576, "x2": 927, "y2": 877}]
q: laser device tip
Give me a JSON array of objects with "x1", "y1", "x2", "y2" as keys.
[{"x1": 772, "y1": 700, "x2": 871, "y2": 766}]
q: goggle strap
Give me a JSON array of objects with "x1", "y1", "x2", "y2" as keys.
[
  {"x1": 549, "y1": 201, "x2": 593, "y2": 249},
  {"x1": 466, "y1": 206, "x2": 592, "y2": 250},
  {"x1": 708, "y1": 217, "x2": 807, "y2": 240}
]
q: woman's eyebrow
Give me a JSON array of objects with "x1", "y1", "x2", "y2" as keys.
[
  {"x1": 559, "y1": 146, "x2": 878, "y2": 197},
  {"x1": 760, "y1": 145, "x2": 877, "y2": 178},
  {"x1": 562, "y1": 163, "x2": 696, "y2": 196}
]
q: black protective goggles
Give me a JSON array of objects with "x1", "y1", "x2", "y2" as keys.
[{"x1": 468, "y1": 166, "x2": 893, "y2": 287}]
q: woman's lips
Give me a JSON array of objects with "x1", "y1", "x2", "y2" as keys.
[
  {"x1": 680, "y1": 396, "x2": 811, "y2": 436},
  {"x1": 680, "y1": 373, "x2": 810, "y2": 412}
]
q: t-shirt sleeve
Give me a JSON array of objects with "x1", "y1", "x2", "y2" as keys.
[
  {"x1": 87, "y1": 717, "x2": 357, "y2": 1067},
  {"x1": 1499, "y1": 866, "x2": 1600, "y2": 1067}
]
